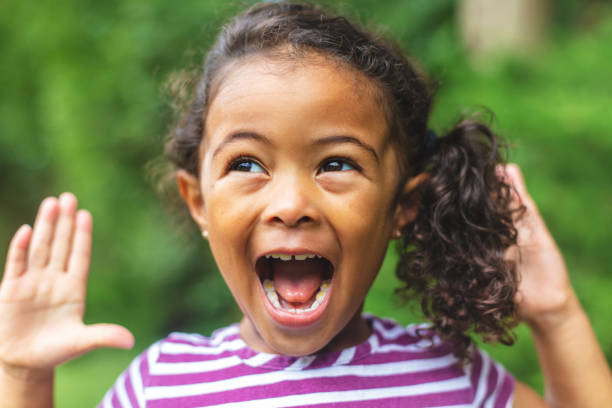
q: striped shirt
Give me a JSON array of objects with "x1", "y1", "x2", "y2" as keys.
[{"x1": 99, "y1": 315, "x2": 514, "y2": 407}]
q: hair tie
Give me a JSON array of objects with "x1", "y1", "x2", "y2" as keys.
[{"x1": 424, "y1": 129, "x2": 438, "y2": 156}]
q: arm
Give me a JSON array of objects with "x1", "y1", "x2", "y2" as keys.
[
  {"x1": 0, "y1": 194, "x2": 134, "y2": 408},
  {"x1": 502, "y1": 164, "x2": 612, "y2": 408},
  {"x1": 529, "y1": 294, "x2": 612, "y2": 407}
]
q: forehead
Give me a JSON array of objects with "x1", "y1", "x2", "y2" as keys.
[{"x1": 203, "y1": 53, "x2": 389, "y2": 150}]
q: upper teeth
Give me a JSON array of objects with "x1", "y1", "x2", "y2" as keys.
[{"x1": 265, "y1": 254, "x2": 320, "y2": 261}]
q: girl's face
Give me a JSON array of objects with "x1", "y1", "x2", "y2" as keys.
[{"x1": 179, "y1": 54, "x2": 409, "y2": 356}]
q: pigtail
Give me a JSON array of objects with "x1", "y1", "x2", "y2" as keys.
[{"x1": 397, "y1": 118, "x2": 524, "y2": 362}]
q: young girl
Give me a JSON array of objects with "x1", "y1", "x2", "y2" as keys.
[{"x1": 1, "y1": 2, "x2": 610, "y2": 407}]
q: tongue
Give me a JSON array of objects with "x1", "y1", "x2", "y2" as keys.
[{"x1": 272, "y1": 260, "x2": 323, "y2": 304}]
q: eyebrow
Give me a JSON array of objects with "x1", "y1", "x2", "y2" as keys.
[
  {"x1": 212, "y1": 131, "x2": 272, "y2": 160},
  {"x1": 313, "y1": 135, "x2": 380, "y2": 163},
  {"x1": 212, "y1": 132, "x2": 380, "y2": 163}
]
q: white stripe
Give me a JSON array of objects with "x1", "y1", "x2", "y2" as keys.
[
  {"x1": 198, "y1": 376, "x2": 470, "y2": 408},
  {"x1": 167, "y1": 325, "x2": 240, "y2": 347},
  {"x1": 129, "y1": 354, "x2": 146, "y2": 408},
  {"x1": 147, "y1": 341, "x2": 161, "y2": 375},
  {"x1": 210, "y1": 325, "x2": 240, "y2": 346},
  {"x1": 472, "y1": 350, "x2": 491, "y2": 407},
  {"x1": 243, "y1": 352, "x2": 277, "y2": 367},
  {"x1": 375, "y1": 341, "x2": 455, "y2": 355},
  {"x1": 160, "y1": 338, "x2": 245, "y2": 355},
  {"x1": 149, "y1": 355, "x2": 243, "y2": 375},
  {"x1": 368, "y1": 332, "x2": 380, "y2": 353},
  {"x1": 372, "y1": 318, "x2": 407, "y2": 340},
  {"x1": 333, "y1": 346, "x2": 356, "y2": 366},
  {"x1": 145, "y1": 353, "x2": 458, "y2": 399},
  {"x1": 168, "y1": 332, "x2": 207, "y2": 343},
  {"x1": 285, "y1": 355, "x2": 316, "y2": 370},
  {"x1": 101, "y1": 389, "x2": 113, "y2": 408},
  {"x1": 484, "y1": 362, "x2": 505, "y2": 408},
  {"x1": 406, "y1": 322, "x2": 432, "y2": 336},
  {"x1": 116, "y1": 372, "x2": 131, "y2": 407},
  {"x1": 405, "y1": 323, "x2": 443, "y2": 347}
]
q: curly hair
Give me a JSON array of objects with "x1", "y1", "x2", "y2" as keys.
[{"x1": 163, "y1": 1, "x2": 524, "y2": 361}]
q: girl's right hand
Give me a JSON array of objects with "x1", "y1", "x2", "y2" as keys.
[{"x1": 0, "y1": 193, "x2": 134, "y2": 377}]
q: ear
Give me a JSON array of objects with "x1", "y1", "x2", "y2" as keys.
[
  {"x1": 392, "y1": 172, "x2": 429, "y2": 232},
  {"x1": 177, "y1": 169, "x2": 207, "y2": 231}
]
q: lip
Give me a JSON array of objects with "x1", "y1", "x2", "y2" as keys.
[{"x1": 254, "y1": 247, "x2": 336, "y2": 328}]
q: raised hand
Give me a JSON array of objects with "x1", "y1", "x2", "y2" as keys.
[
  {"x1": 501, "y1": 164, "x2": 576, "y2": 329},
  {"x1": 502, "y1": 165, "x2": 612, "y2": 407},
  {"x1": 0, "y1": 193, "x2": 134, "y2": 374}
]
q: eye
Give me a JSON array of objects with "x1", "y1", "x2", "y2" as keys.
[
  {"x1": 318, "y1": 158, "x2": 358, "y2": 173},
  {"x1": 228, "y1": 157, "x2": 265, "y2": 173}
]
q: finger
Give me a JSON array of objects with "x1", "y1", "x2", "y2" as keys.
[
  {"x1": 504, "y1": 164, "x2": 536, "y2": 209},
  {"x1": 504, "y1": 164, "x2": 545, "y2": 246},
  {"x1": 28, "y1": 197, "x2": 60, "y2": 269},
  {"x1": 3, "y1": 225, "x2": 33, "y2": 279},
  {"x1": 67, "y1": 210, "x2": 92, "y2": 278},
  {"x1": 76, "y1": 324, "x2": 135, "y2": 355},
  {"x1": 49, "y1": 193, "x2": 78, "y2": 271}
]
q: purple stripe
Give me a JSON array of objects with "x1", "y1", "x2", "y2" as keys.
[
  {"x1": 164, "y1": 332, "x2": 241, "y2": 347},
  {"x1": 147, "y1": 350, "x2": 460, "y2": 386},
  {"x1": 140, "y1": 349, "x2": 151, "y2": 389},
  {"x1": 111, "y1": 392, "x2": 121, "y2": 408},
  {"x1": 373, "y1": 331, "x2": 454, "y2": 354},
  {"x1": 123, "y1": 369, "x2": 139, "y2": 407},
  {"x1": 494, "y1": 372, "x2": 515, "y2": 408},
  {"x1": 149, "y1": 386, "x2": 472, "y2": 408},
  {"x1": 147, "y1": 366, "x2": 465, "y2": 407},
  {"x1": 374, "y1": 330, "x2": 419, "y2": 346},
  {"x1": 306, "y1": 388, "x2": 473, "y2": 408},
  {"x1": 469, "y1": 349, "x2": 483, "y2": 401},
  {"x1": 483, "y1": 359, "x2": 499, "y2": 407},
  {"x1": 147, "y1": 364, "x2": 265, "y2": 385},
  {"x1": 363, "y1": 349, "x2": 456, "y2": 365},
  {"x1": 307, "y1": 351, "x2": 342, "y2": 368}
]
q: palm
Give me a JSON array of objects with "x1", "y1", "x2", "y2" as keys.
[
  {"x1": 0, "y1": 194, "x2": 133, "y2": 371},
  {"x1": 502, "y1": 165, "x2": 574, "y2": 324}
]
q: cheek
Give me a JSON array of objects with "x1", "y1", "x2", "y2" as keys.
[
  {"x1": 205, "y1": 180, "x2": 260, "y2": 234},
  {"x1": 328, "y1": 181, "x2": 395, "y2": 238}
]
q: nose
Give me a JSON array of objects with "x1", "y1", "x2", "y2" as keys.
[{"x1": 262, "y1": 174, "x2": 320, "y2": 228}]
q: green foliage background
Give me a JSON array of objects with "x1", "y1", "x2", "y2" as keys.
[{"x1": 0, "y1": 0, "x2": 610, "y2": 406}]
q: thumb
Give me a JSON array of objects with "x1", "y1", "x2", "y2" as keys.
[{"x1": 75, "y1": 323, "x2": 135, "y2": 355}]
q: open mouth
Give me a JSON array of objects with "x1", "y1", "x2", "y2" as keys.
[{"x1": 256, "y1": 253, "x2": 334, "y2": 319}]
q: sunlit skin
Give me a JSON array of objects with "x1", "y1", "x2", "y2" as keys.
[{"x1": 178, "y1": 54, "x2": 411, "y2": 356}]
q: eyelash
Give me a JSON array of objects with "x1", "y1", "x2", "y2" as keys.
[
  {"x1": 227, "y1": 155, "x2": 266, "y2": 173},
  {"x1": 226, "y1": 155, "x2": 361, "y2": 174},
  {"x1": 318, "y1": 156, "x2": 361, "y2": 174}
]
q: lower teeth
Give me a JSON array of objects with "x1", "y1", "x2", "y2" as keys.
[{"x1": 263, "y1": 279, "x2": 330, "y2": 314}]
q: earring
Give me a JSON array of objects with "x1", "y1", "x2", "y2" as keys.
[
  {"x1": 393, "y1": 229, "x2": 402, "y2": 239},
  {"x1": 201, "y1": 230, "x2": 209, "y2": 239}
]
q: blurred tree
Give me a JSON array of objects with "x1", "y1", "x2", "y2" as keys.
[{"x1": 458, "y1": 0, "x2": 551, "y2": 59}]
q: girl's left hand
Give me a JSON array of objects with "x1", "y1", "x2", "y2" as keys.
[{"x1": 501, "y1": 164, "x2": 579, "y2": 330}]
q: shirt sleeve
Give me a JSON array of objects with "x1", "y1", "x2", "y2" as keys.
[
  {"x1": 469, "y1": 347, "x2": 515, "y2": 408},
  {"x1": 97, "y1": 344, "x2": 155, "y2": 408}
]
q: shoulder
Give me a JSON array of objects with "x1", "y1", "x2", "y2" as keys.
[
  {"x1": 145, "y1": 324, "x2": 244, "y2": 375},
  {"x1": 367, "y1": 315, "x2": 516, "y2": 407},
  {"x1": 99, "y1": 324, "x2": 243, "y2": 408},
  {"x1": 367, "y1": 314, "x2": 452, "y2": 353}
]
